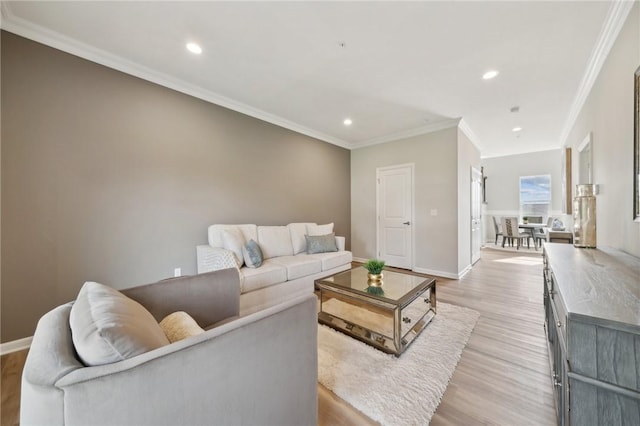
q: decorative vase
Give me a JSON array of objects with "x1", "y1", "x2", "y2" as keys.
[
  {"x1": 367, "y1": 272, "x2": 383, "y2": 281},
  {"x1": 573, "y1": 184, "x2": 596, "y2": 248},
  {"x1": 367, "y1": 272, "x2": 383, "y2": 284}
]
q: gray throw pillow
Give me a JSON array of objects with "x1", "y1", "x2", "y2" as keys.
[
  {"x1": 70, "y1": 281, "x2": 170, "y2": 366},
  {"x1": 242, "y1": 239, "x2": 263, "y2": 268},
  {"x1": 306, "y1": 233, "x2": 338, "y2": 254}
]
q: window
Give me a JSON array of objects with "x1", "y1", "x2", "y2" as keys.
[{"x1": 519, "y1": 175, "x2": 551, "y2": 219}]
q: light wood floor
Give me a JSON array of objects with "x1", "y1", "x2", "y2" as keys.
[{"x1": 1, "y1": 248, "x2": 556, "y2": 425}]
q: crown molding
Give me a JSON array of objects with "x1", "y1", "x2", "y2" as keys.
[
  {"x1": 558, "y1": 0, "x2": 635, "y2": 146},
  {"x1": 0, "y1": 4, "x2": 352, "y2": 150},
  {"x1": 350, "y1": 118, "x2": 461, "y2": 150},
  {"x1": 458, "y1": 118, "x2": 483, "y2": 153}
]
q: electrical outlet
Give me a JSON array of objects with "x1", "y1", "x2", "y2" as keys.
[{"x1": 174, "y1": 268, "x2": 181, "y2": 277}]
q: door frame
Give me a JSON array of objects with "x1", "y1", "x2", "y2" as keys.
[
  {"x1": 376, "y1": 163, "x2": 415, "y2": 269},
  {"x1": 471, "y1": 166, "x2": 483, "y2": 265}
]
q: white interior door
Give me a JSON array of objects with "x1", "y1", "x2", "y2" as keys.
[
  {"x1": 377, "y1": 165, "x2": 413, "y2": 269},
  {"x1": 471, "y1": 167, "x2": 482, "y2": 264}
]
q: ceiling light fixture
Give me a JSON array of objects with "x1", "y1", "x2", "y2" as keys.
[
  {"x1": 482, "y1": 70, "x2": 499, "y2": 80},
  {"x1": 186, "y1": 42, "x2": 202, "y2": 54},
  {"x1": 512, "y1": 127, "x2": 523, "y2": 132},
  {"x1": 343, "y1": 118, "x2": 352, "y2": 126}
]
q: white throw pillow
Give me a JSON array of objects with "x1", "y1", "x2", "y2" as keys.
[
  {"x1": 257, "y1": 226, "x2": 294, "y2": 259},
  {"x1": 288, "y1": 223, "x2": 315, "y2": 255},
  {"x1": 70, "y1": 282, "x2": 169, "y2": 366},
  {"x1": 159, "y1": 311, "x2": 205, "y2": 343},
  {"x1": 307, "y1": 223, "x2": 334, "y2": 236},
  {"x1": 222, "y1": 228, "x2": 245, "y2": 267}
]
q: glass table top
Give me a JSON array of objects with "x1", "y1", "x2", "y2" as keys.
[{"x1": 316, "y1": 267, "x2": 433, "y2": 303}]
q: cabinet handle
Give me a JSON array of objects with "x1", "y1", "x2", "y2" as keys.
[
  {"x1": 556, "y1": 321, "x2": 562, "y2": 328},
  {"x1": 402, "y1": 317, "x2": 412, "y2": 324},
  {"x1": 554, "y1": 378, "x2": 562, "y2": 388}
]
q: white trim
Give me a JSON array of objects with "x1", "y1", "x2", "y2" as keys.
[
  {"x1": 458, "y1": 119, "x2": 483, "y2": 153},
  {"x1": 413, "y1": 266, "x2": 464, "y2": 280},
  {"x1": 486, "y1": 209, "x2": 563, "y2": 217},
  {"x1": 0, "y1": 5, "x2": 351, "y2": 150},
  {"x1": 577, "y1": 132, "x2": 593, "y2": 153},
  {"x1": 351, "y1": 118, "x2": 460, "y2": 150},
  {"x1": 558, "y1": 0, "x2": 634, "y2": 146},
  {"x1": 1, "y1": 336, "x2": 32, "y2": 355},
  {"x1": 355, "y1": 257, "x2": 463, "y2": 280}
]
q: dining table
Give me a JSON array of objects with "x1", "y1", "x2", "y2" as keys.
[{"x1": 518, "y1": 223, "x2": 547, "y2": 249}]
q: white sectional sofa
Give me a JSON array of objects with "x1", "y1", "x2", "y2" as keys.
[{"x1": 197, "y1": 223, "x2": 352, "y2": 316}]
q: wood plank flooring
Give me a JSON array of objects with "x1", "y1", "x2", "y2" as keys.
[
  {"x1": 319, "y1": 248, "x2": 556, "y2": 425},
  {"x1": 1, "y1": 248, "x2": 556, "y2": 425}
]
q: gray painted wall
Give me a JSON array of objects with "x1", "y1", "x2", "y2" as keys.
[
  {"x1": 1, "y1": 32, "x2": 351, "y2": 342},
  {"x1": 564, "y1": 3, "x2": 640, "y2": 257},
  {"x1": 482, "y1": 149, "x2": 563, "y2": 242},
  {"x1": 351, "y1": 126, "x2": 462, "y2": 277}
]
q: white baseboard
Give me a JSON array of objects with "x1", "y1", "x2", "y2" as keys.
[
  {"x1": 1, "y1": 336, "x2": 32, "y2": 355},
  {"x1": 354, "y1": 257, "x2": 465, "y2": 280},
  {"x1": 413, "y1": 267, "x2": 462, "y2": 280}
]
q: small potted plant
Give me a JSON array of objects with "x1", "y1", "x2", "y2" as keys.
[
  {"x1": 364, "y1": 259, "x2": 385, "y2": 285},
  {"x1": 523, "y1": 216, "x2": 529, "y2": 224}
]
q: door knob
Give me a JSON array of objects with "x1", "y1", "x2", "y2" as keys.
[{"x1": 403, "y1": 221, "x2": 411, "y2": 225}]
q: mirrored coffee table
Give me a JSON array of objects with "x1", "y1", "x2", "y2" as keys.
[{"x1": 315, "y1": 267, "x2": 436, "y2": 356}]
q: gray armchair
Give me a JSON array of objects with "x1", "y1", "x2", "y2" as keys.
[{"x1": 21, "y1": 269, "x2": 318, "y2": 426}]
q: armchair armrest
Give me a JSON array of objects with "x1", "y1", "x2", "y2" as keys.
[
  {"x1": 197, "y1": 245, "x2": 239, "y2": 273},
  {"x1": 335, "y1": 236, "x2": 346, "y2": 251}
]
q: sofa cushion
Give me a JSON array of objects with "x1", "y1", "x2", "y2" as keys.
[
  {"x1": 240, "y1": 263, "x2": 287, "y2": 293},
  {"x1": 307, "y1": 223, "x2": 334, "y2": 236},
  {"x1": 269, "y1": 255, "x2": 322, "y2": 280},
  {"x1": 159, "y1": 311, "x2": 205, "y2": 343},
  {"x1": 208, "y1": 224, "x2": 257, "y2": 248},
  {"x1": 70, "y1": 282, "x2": 170, "y2": 366},
  {"x1": 257, "y1": 226, "x2": 294, "y2": 259},
  {"x1": 222, "y1": 229, "x2": 245, "y2": 267},
  {"x1": 305, "y1": 233, "x2": 338, "y2": 254},
  {"x1": 308, "y1": 250, "x2": 353, "y2": 271},
  {"x1": 242, "y1": 239, "x2": 263, "y2": 268},
  {"x1": 288, "y1": 223, "x2": 316, "y2": 255}
]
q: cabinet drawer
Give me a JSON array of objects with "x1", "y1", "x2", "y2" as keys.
[
  {"x1": 549, "y1": 273, "x2": 568, "y2": 345},
  {"x1": 400, "y1": 287, "x2": 433, "y2": 337}
]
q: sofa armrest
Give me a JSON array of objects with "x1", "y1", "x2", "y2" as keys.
[
  {"x1": 122, "y1": 268, "x2": 240, "y2": 327},
  {"x1": 54, "y1": 294, "x2": 318, "y2": 426},
  {"x1": 335, "y1": 236, "x2": 346, "y2": 251},
  {"x1": 197, "y1": 245, "x2": 239, "y2": 273},
  {"x1": 20, "y1": 303, "x2": 83, "y2": 426}
]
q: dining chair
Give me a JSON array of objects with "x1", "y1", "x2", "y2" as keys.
[
  {"x1": 492, "y1": 216, "x2": 503, "y2": 245},
  {"x1": 502, "y1": 216, "x2": 531, "y2": 249},
  {"x1": 534, "y1": 217, "x2": 553, "y2": 249}
]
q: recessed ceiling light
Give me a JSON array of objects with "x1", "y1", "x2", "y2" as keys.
[
  {"x1": 512, "y1": 127, "x2": 523, "y2": 132},
  {"x1": 482, "y1": 70, "x2": 499, "y2": 80},
  {"x1": 343, "y1": 118, "x2": 352, "y2": 126},
  {"x1": 186, "y1": 43, "x2": 202, "y2": 54}
]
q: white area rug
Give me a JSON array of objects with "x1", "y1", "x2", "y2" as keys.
[{"x1": 318, "y1": 301, "x2": 480, "y2": 426}]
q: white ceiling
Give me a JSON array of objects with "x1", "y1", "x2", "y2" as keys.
[{"x1": 0, "y1": 1, "x2": 627, "y2": 157}]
